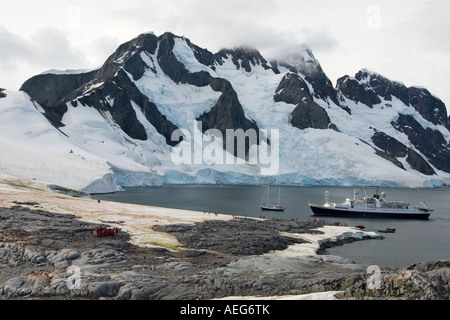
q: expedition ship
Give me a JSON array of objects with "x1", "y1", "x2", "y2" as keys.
[{"x1": 308, "y1": 189, "x2": 432, "y2": 219}]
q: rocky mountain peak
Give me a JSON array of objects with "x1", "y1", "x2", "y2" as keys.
[
  {"x1": 354, "y1": 69, "x2": 412, "y2": 106},
  {"x1": 273, "y1": 46, "x2": 342, "y2": 109},
  {"x1": 214, "y1": 46, "x2": 274, "y2": 73},
  {"x1": 8, "y1": 31, "x2": 450, "y2": 191},
  {"x1": 338, "y1": 69, "x2": 449, "y2": 129},
  {"x1": 275, "y1": 45, "x2": 319, "y2": 74},
  {"x1": 98, "y1": 32, "x2": 159, "y2": 81}
]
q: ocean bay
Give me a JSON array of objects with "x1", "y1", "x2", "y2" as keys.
[{"x1": 94, "y1": 185, "x2": 450, "y2": 268}]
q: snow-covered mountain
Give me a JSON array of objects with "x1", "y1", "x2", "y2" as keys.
[{"x1": 1, "y1": 32, "x2": 450, "y2": 193}]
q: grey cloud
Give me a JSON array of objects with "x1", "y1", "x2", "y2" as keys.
[
  {"x1": 0, "y1": 26, "x2": 88, "y2": 71},
  {"x1": 0, "y1": 26, "x2": 33, "y2": 69},
  {"x1": 29, "y1": 27, "x2": 88, "y2": 68},
  {"x1": 300, "y1": 28, "x2": 339, "y2": 53},
  {"x1": 0, "y1": 26, "x2": 91, "y2": 88}
]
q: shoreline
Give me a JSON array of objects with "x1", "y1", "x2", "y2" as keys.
[
  {"x1": 1, "y1": 174, "x2": 449, "y2": 300},
  {"x1": 0, "y1": 172, "x2": 379, "y2": 253}
]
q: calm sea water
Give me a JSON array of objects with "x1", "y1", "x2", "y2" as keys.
[{"x1": 93, "y1": 185, "x2": 450, "y2": 268}]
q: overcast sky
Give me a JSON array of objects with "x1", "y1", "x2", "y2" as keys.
[{"x1": 1, "y1": 0, "x2": 449, "y2": 111}]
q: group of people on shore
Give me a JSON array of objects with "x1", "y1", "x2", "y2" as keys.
[{"x1": 90, "y1": 226, "x2": 119, "y2": 237}]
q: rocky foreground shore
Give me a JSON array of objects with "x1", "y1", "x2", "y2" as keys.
[{"x1": 1, "y1": 202, "x2": 449, "y2": 300}]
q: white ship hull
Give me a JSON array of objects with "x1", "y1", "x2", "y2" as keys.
[{"x1": 308, "y1": 189, "x2": 432, "y2": 220}]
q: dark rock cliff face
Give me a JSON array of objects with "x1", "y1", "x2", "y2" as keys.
[
  {"x1": 214, "y1": 47, "x2": 274, "y2": 73},
  {"x1": 371, "y1": 130, "x2": 407, "y2": 171},
  {"x1": 20, "y1": 72, "x2": 97, "y2": 108},
  {"x1": 157, "y1": 33, "x2": 210, "y2": 87},
  {"x1": 337, "y1": 75, "x2": 382, "y2": 108},
  {"x1": 355, "y1": 70, "x2": 410, "y2": 106},
  {"x1": 198, "y1": 79, "x2": 261, "y2": 158},
  {"x1": 274, "y1": 73, "x2": 335, "y2": 130},
  {"x1": 371, "y1": 130, "x2": 436, "y2": 175},
  {"x1": 198, "y1": 76, "x2": 262, "y2": 158},
  {"x1": 408, "y1": 86, "x2": 449, "y2": 130},
  {"x1": 392, "y1": 114, "x2": 450, "y2": 173},
  {"x1": 198, "y1": 78, "x2": 259, "y2": 134},
  {"x1": 20, "y1": 71, "x2": 97, "y2": 127},
  {"x1": 274, "y1": 73, "x2": 311, "y2": 106},
  {"x1": 371, "y1": 130, "x2": 408, "y2": 158},
  {"x1": 406, "y1": 148, "x2": 437, "y2": 176},
  {"x1": 301, "y1": 67, "x2": 340, "y2": 108},
  {"x1": 0, "y1": 88, "x2": 6, "y2": 98}
]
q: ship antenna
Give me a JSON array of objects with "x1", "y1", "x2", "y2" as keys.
[{"x1": 353, "y1": 189, "x2": 359, "y2": 200}]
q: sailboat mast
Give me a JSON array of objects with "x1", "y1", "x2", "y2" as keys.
[{"x1": 259, "y1": 184, "x2": 285, "y2": 212}]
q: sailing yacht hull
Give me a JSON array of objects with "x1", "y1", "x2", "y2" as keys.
[{"x1": 260, "y1": 206, "x2": 285, "y2": 212}]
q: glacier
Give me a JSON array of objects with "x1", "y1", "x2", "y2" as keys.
[{"x1": 1, "y1": 32, "x2": 450, "y2": 194}]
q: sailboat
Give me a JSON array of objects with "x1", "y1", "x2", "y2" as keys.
[{"x1": 260, "y1": 184, "x2": 285, "y2": 212}]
